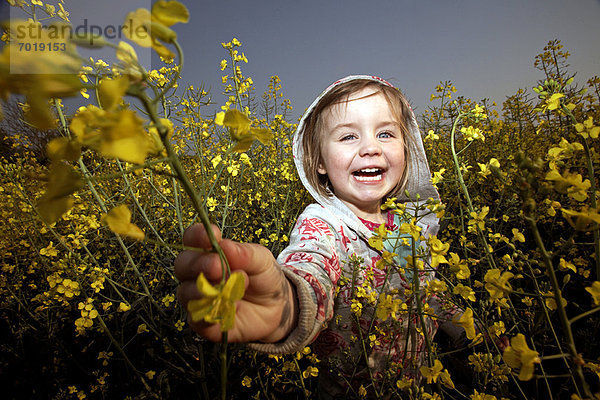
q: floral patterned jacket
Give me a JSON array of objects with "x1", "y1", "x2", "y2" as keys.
[{"x1": 249, "y1": 76, "x2": 463, "y2": 391}]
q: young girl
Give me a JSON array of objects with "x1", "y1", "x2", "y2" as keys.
[{"x1": 175, "y1": 75, "x2": 464, "y2": 397}]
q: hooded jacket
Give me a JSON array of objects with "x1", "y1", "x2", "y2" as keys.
[{"x1": 249, "y1": 76, "x2": 460, "y2": 386}]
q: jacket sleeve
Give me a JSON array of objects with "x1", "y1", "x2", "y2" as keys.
[{"x1": 248, "y1": 210, "x2": 342, "y2": 354}]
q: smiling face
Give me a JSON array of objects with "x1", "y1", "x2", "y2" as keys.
[{"x1": 317, "y1": 87, "x2": 406, "y2": 221}]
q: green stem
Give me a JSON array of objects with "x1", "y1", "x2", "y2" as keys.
[
  {"x1": 134, "y1": 41, "x2": 231, "y2": 400},
  {"x1": 292, "y1": 357, "x2": 309, "y2": 400},
  {"x1": 569, "y1": 306, "x2": 600, "y2": 325},
  {"x1": 449, "y1": 113, "x2": 498, "y2": 271},
  {"x1": 524, "y1": 214, "x2": 591, "y2": 398},
  {"x1": 115, "y1": 159, "x2": 176, "y2": 259},
  {"x1": 220, "y1": 332, "x2": 228, "y2": 400}
]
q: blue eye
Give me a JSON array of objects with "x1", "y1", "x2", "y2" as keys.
[
  {"x1": 340, "y1": 134, "x2": 356, "y2": 141},
  {"x1": 378, "y1": 131, "x2": 393, "y2": 139}
]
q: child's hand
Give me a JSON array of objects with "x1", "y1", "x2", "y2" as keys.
[{"x1": 175, "y1": 224, "x2": 298, "y2": 343}]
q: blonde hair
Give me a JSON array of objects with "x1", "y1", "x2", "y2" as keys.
[{"x1": 301, "y1": 79, "x2": 415, "y2": 199}]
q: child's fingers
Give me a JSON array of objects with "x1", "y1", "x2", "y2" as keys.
[
  {"x1": 186, "y1": 315, "x2": 226, "y2": 342},
  {"x1": 174, "y1": 250, "x2": 223, "y2": 282},
  {"x1": 175, "y1": 279, "x2": 198, "y2": 308},
  {"x1": 182, "y1": 223, "x2": 222, "y2": 248},
  {"x1": 219, "y1": 239, "x2": 274, "y2": 276}
]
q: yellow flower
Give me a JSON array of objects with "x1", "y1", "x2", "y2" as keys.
[
  {"x1": 544, "y1": 291, "x2": 567, "y2": 311},
  {"x1": 425, "y1": 129, "x2": 440, "y2": 141},
  {"x1": 420, "y1": 359, "x2": 444, "y2": 384},
  {"x1": 241, "y1": 376, "x2": 252, "y2": 387},
  {"x1": 460, "y1": 126, "x2": 485, "y2": 142},
  {"x1": 47, "y1": 137, "x2": 81, "y2": 163},
  {"x1": 97, "y1": 76, "x2": 129, "y2": 110},
  {"x1": 471, "y1": 390, "x2": 498, "y2": 400},
  {"x1": 559, "y1": 258, "x2": 576, "y2": 273},
  {"x1": 350, "y1": 300, "x2": 363, "y2": 316},
  {"x1": 368, "y1": 223, "x2": 387, "y2": 251},
  {"x1": 430, "y1": 168, "x2": 445, "y2": 187},
  {"x1": 122, "y1": 1, "x2": 189, "y2": 60},
  {"x1": 484, "y1": 269, "x2": 513, "y2": 300},
  {"x1": 575, "y1": 116, "x2": 600, "y2": 139},
  {"x1": 545, "y1": 93, "x2": 564, "y2": 111},
  {"x1": 585, "y1": 281, "x2": 600, "y2": 306},
  {"x1": 471, "y1": 104, "x2": 487, "y2": 119},
  {"x1": 453, "y1": 283, "x2": 476, "y2": 302},
  {"x1": 357, "y1": 385, "x2": 367, "y2": 398},
  {"x1": 502, "y1": 334, "x2": 540, "y2": 380},
  {"x1": 488, "y1": 321, "x2": 506, "y2": 337},
  {"x1": 115, "y1": 41, "x2": 142, "y2": 78},
  {"x1": 547, "y1": 138, "x2": 583, "y2": 169},
  {"x1": 561, "y1": 207, "x2": 600, "y2": 231},
  {"x1": 376, "y1": 293, "x2": 403, "y2": 321},
  {"x1": 448, "y1": 252, "x2": 470, "y2": 279},
  {"x1": 187, "y1": 271, "x2": 245, "y2": 331},
  {"x1": 101, "y1": 205, "x2": 145, "y2": 240},
  {"x1": 118, "y1": 302, "x2": 131, "y2": 312},
  {"x1": 477, "y1": 158, "x2": 500, "y2": 178},
  {"x1": 214, "y1": 109, "x2": 273, "y2": 152},
  {"x1": 427, "y1": 279, "x2": 448, "y2": 294},
  {"x1": 511, "y1": 228, "x2": 525, "y2": 243},
  {"x1": 302, "y1": 366, "x2": 319, "y2": 378},
  {"x1": 453, "y1": 308, "x2": 476, "y2": 339},
  {"x1": 70, "y1": 106, "x2": 152, "y2": 165},
  {"x1": 0, "y1": 20, "x2": 82, "y2": 129},
  {"x1": 36, "y1": 163, "x2": 83, "y2": 224},
  {"x1": 399, "y1": 219, "x2": 422, "y2": 241},
  {"x1": 40, "y1": 241, "x2": 59, "y2": 257},
  {"x1": 428, "y1": 236, "x2": 449, "y2": 268},
  {"x1": 545, "y1": 169, "x2": 590, "y2": 201},
  {"x1": 439, "y1": 368, "x2": 455, "y2": 389},
  {"x1": 396, "y1": 377, "x2": 413, "y2": 390},
  {"x1": 206, "y1": 197, "x2": 218, "y2": 212},
  {"x1": 468, "y1": 206, "x2": 489, "y2": 232},
  {"x1": 584, "y1": 362, "x2": 600, "y2": 382}
]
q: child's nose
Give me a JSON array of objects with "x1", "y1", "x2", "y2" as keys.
[{"x1": 359, "y1": 135, "x2": 382, "y2": 156}]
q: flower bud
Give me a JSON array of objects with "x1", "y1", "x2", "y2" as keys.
[
  {"x1": 145, "y1": 21, "x2": 177, "y2": 43},
  {"x1": 70, "y1": 33, "x2": 107, "y2": 48}
]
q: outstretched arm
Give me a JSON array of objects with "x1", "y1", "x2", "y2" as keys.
[{"x1": 175, "y1": 224, "x2": 298, "y2": 343}]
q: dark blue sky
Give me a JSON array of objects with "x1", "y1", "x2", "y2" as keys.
[
  {"x1": 177, "y1": 0, "x2": 600, "y2": 117},
  {"x1": 4, "y1": 0, "x2": 600, "y2": 118}
]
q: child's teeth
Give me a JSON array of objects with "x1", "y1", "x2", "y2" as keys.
[{"x1": 354, "y1": 168, "x2": 383, "y2": 181}]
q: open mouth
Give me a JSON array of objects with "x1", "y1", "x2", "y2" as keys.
[{"x1": 352, "y1": 168, "x2": 384, "y2": 182}]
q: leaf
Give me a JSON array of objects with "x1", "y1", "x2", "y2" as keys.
[{"x1": 101, "y1": 205, "x2": 145, "y2": 240}]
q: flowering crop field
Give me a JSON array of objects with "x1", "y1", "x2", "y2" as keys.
[{"x1": 1, "y1": 2, "x2": 600, "y2": 399}]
